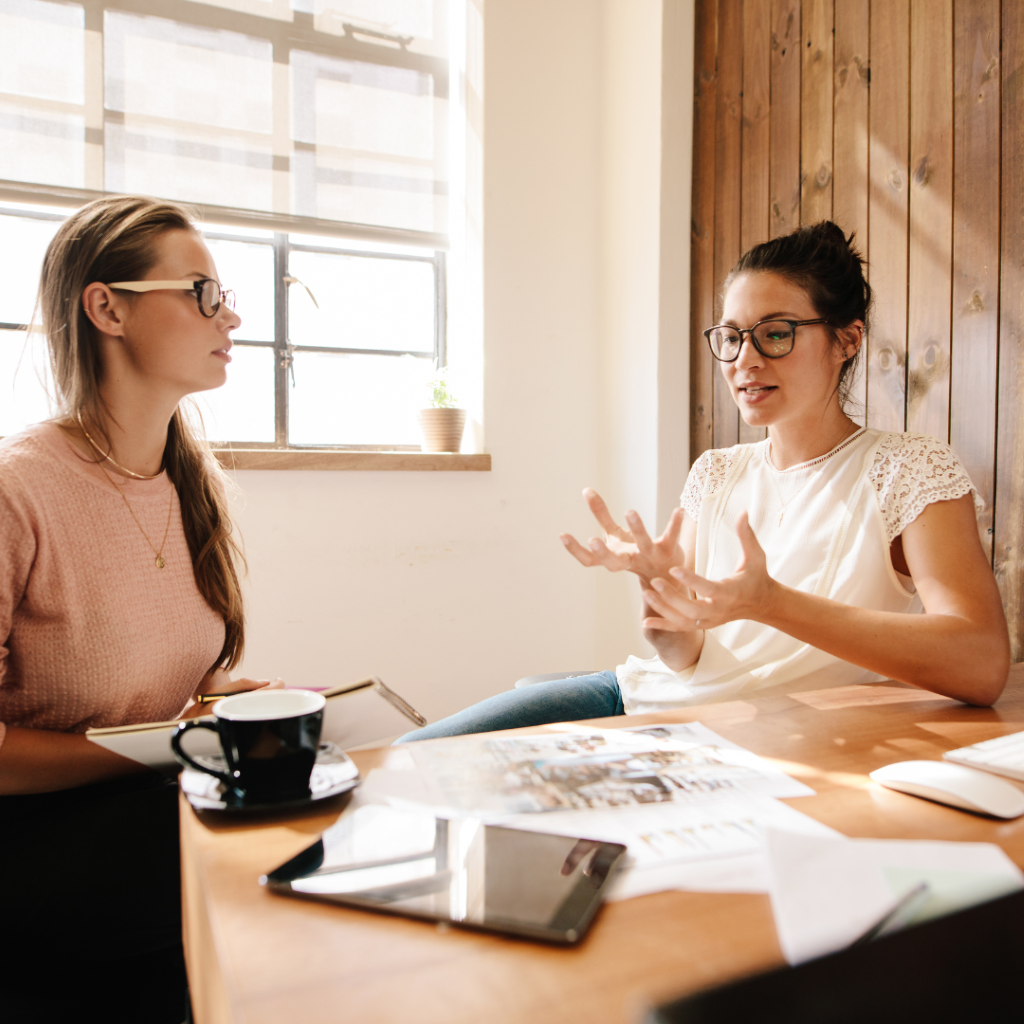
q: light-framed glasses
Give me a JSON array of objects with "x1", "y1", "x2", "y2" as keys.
[
  {"x1": 108, "y1": 278, "x2": 236, "y2": 318},
  {"x1": 704, "y1": 318, "x2": 830, "y2": 362}
]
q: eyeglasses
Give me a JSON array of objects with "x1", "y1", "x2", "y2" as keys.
[
  {"x1": 704, "y1": 318, "x2": 830, "y2": 362},
  {"x1": 107, "y1": 278, "x2": 236, "y2": 318}
]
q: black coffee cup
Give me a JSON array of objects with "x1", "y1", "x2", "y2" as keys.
[{"x1": 173, "y1": 689, "x2": 326, "y2": 804}]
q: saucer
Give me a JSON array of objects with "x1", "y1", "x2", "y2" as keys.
[{"x1": 181, "y1": 741, "x2": 361, "y2": 813}]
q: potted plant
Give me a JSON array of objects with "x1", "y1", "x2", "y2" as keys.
[{"x1": 418, "y1": 369, "x2": 466, "y2": 453}]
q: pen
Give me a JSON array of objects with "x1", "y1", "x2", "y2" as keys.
[
  {"x1": 850, "y1": 881, "x2": 931, "y2": 946},
  {"x1": 196, "y1": 692, "x2": 235, "y2": 704}
]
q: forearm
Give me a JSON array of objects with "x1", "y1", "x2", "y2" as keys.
[
  {"x1": 0, "y1": 726, "x2": 150, "y2": 795},
  {"x1": 762, "y1": 583, "x2": 1010, "y2": 705}
]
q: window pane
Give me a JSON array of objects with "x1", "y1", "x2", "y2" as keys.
[
  {"x1": 288, "y1": 250, "x2": 434, "y2": 353},
  {"x1": 288, "y1": 351, "x2": 430, "y2": 445},
  {"x1": 203, "y1": 237, "x2": 275, "y2": 342},
  {"x1": 0, "y1": 0, "x2": 85, "y2": 105},
  {"x1": 104, "y1": 11, "x2": 274, "y2": 210},
  {"x1": 193, "y1": 344, "x2": 275, "y2": 442},
  {"x1": 0, "y1": 328, "x2": 54, "y2": 436},
  {"x1": 289, "y1": 48, "x2": 446, "y2": 232},
  {"x1": 0, "y1": 214, "x2": 63, "y2": 325}
]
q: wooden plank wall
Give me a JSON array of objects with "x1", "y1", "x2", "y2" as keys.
[{"x1": 689, "y1": 0, "x2": 1024, "y2": 657}]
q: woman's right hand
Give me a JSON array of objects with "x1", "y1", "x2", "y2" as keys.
[
  {"x1": 559, "y1": 488, "x2": 686, "y2": 584},
  {"x1": 181, "y1": 669, "x2": 285, "y2": 718}
]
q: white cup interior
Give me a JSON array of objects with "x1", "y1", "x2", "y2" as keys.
[{"x1": 214, "y1": 689, "x2": 326, "y2": 722}]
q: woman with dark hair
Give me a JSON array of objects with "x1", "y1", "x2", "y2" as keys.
[
  {"x1": 401, "y1": 221, "x2": 1009, "y2": 742},
  {"x1": 0, "y1": 196, "x2": 278, "y2": 1021}
]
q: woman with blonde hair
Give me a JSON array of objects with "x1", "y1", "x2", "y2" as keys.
[{"x1": 0, "y1": 195, "x2": 274, "y2": 1021}]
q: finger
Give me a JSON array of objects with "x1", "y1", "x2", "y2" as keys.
[
  {"x1": 735, "y1": 510, "x2": 764, "y2": 562},
  {"x1": 669, "y1": 564, "x2": 719, "y2": 599},
  {"x1": 268, "y1": 677, "x2": 286, "y2": 690},
  {"x1": 625, "y1": 510, "x2": 655, "y2": 552},
  {"x1": 645, "y1": 581, "x2": 701, "y2": 620},
  {"x1": 232, "y1": 677, "x2": 271, "y2": 693},
  {"x1": 583, "y1": 488, "x2": 629, "y2": 539},
  {"x1": 587, "y1": 537, "x2": 630, "y2": 571},
  {"x1": 641, "y1": 614, "x2": 692, "y2": 633},
  {"x1": 560, "y1": 533, "x2": 598, "y2": 567},
  {"x1": 657, "y1": 507, "x2": 685, "y2": 550}
]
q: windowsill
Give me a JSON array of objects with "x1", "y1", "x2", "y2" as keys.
[{"x1": 212, "y1": 448, "x2": 491, "y2": 471}]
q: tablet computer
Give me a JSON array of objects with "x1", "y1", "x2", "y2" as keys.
[{"x1": 261, "y1": 805, "x2": 627, "y2": 944}]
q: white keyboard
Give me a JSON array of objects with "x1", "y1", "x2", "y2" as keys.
[{"x1": 943, "y1": 730, "x2": 1024, "y2": 782}]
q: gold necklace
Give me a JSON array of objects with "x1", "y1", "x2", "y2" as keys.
[
  {"x1": 76, "y1": 413, "x2": 163, "y2": 481},
  {"x1": 765, "y1": 426, "x2": 866, "y2": 526},
  {"x1": 96, "y1": 461, "x2": 174, "y2": 569}
]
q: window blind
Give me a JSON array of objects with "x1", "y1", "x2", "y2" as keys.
[{"x1": 0, "y1": 0, "x2": 449, "y2": 244}]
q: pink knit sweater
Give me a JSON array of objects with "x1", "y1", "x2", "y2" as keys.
[{"x1": 0, "y1": 423, "x2": 225, "y2": 749}]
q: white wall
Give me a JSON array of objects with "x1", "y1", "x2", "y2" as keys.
[{"x1": 230, "y1": 0, "x2": 694, "y2": 724}]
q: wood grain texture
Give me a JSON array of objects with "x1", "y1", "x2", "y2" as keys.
[
  {"x1": 950, "y1": 0, "x2": 1001, "y2": 561},
  {"x1": 994, "y1": 0, "x2": 1024, "y2": 658},
  {"x1": 713, "y1": 0, "x2": 744, "y2": 450},
  {"x1": 906, "y1": 0, "x2": 953, "y2": 441},
  {"x1": 690, "y1": 0, "x2": 719, "y2": 463},
  {"x1": 832, "y1": 0, "x2": 870, "y2": 426},
  {"x1": 693, "y1": 0, "x2": 1022, "y2": 639},
  {"x1": 799, "y1": 0, "x2": 833, "y2": 226},
  {"x1": 768, "y1": 0, "x2": 801, "y2": 239},
  {"x1": 181, "y1": 672, "x2": 1024, "y2": 1024},
  {"x1": 211, "y1": 450, "x2": 492, "y2": 472},
  {"x1": 866, "y1": 0, "x2": 911, "y2": 432},
  {"x1": 739, "y1": 0, "x2": 771, "y2": 445}
]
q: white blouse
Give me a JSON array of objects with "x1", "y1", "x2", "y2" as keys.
[{"x1": 616, "y1": 428, "x2": 983, "y2": 713}]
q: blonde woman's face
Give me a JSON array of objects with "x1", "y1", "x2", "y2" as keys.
[
  {"x1": 719, "y1": 271, "x2": 848, "y2": 430},
  {"x1": 115, "y1": 228, "x2": 241, "y2": 397}
]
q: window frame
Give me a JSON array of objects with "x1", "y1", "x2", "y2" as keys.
[{"x1": 0, "y1": 201, "x2": 470, "y2": 458}]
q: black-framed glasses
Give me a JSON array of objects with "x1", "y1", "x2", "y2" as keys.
[
  {"x1": 703, "y1": 318, "x2": 830, "y2": 362},
  {"x1": 108, "y1": 278, "x2": 236, "y2": 318}
]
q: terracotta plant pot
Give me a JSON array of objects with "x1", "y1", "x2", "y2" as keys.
[{"x1": 418, "y1": 408, "x2": 467, "y2": 453}]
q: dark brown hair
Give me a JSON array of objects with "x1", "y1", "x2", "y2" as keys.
[
  {"x1": 39, "y1": 195, "x2": 245, "y2": 669},
  {"x1": 723, "y1": 221, "x2": 872, "y2": 408}
]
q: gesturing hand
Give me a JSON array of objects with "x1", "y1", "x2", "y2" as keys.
[
  {"x1": 559, "y1": 488, "x2": 685, "y2": 584},
  {"x1": 641, "y1": 512, "x2": 775, "y2": 632}
]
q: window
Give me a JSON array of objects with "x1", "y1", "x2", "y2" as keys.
[
  {"x1": 0, "y1": 0, "x2": 475, "y2": 457},
  {"x1": 0, "y1": 203, "x2": 444, "y2": 447}
]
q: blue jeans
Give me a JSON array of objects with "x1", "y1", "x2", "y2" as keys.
[{"x1": 396, "y1": 671, "x2": 623, "y2": 743}]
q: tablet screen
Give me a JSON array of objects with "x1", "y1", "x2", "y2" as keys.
[{"x1": 262, "y1": 805, "x2": 627, "y2": 944}]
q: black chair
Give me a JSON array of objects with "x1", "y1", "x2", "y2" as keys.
[{"x1": 649, "y1": 888, "x2": 1024, "y2": 1024}]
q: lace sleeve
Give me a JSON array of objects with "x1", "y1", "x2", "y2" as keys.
[
  {"x1": 868, "y1": 433, "x2": 985, "y2": 543},
  {"x1": 680, "y1": 447, "x2": 741, "y2": 523}
]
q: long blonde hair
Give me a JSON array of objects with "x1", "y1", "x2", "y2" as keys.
[{"x1": 39, "y1": 195, "x2": 245, "y2": 670}]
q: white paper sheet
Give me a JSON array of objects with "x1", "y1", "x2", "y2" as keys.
[
  {"x1": 407, "y1": 721, "x2": 812, "y2": 815},
  {"x1": 765, "y1": 829, "x2": 1024, "y2": 965},
  {"x1": 359, "y1": 766, "x2": 837, "y2": 900},
  {"x1": 491, "y1": 792, "x2": 837, "y2": 868}
]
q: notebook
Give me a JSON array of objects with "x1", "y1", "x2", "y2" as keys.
[{"x1": 86, "y1": 677, "x2": 426, "y2": 773}]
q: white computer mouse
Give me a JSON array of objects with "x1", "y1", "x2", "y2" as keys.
[{"x1": 870, "y1": 760, "x2": 1024, "y2": 819}]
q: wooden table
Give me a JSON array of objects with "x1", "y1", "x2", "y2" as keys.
[{"x1": 181, "y1": 669, "x2": 1024, "y2": 1024}]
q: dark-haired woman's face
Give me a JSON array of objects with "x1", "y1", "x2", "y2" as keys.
[{"x1": 719, "y1": 272, "x2": 851, "y2": 431}]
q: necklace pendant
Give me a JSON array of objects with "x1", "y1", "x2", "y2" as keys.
[
  {"x1": 778, "y1": 509, "x2": 785, "y2": 527},
  {"x1": 156, "y1": 555, "x2": 166, "y2": 569}
]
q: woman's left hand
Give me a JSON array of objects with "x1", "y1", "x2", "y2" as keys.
[{"x1": 641, "y1": 512, "x2": 775, "y2": 631}]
